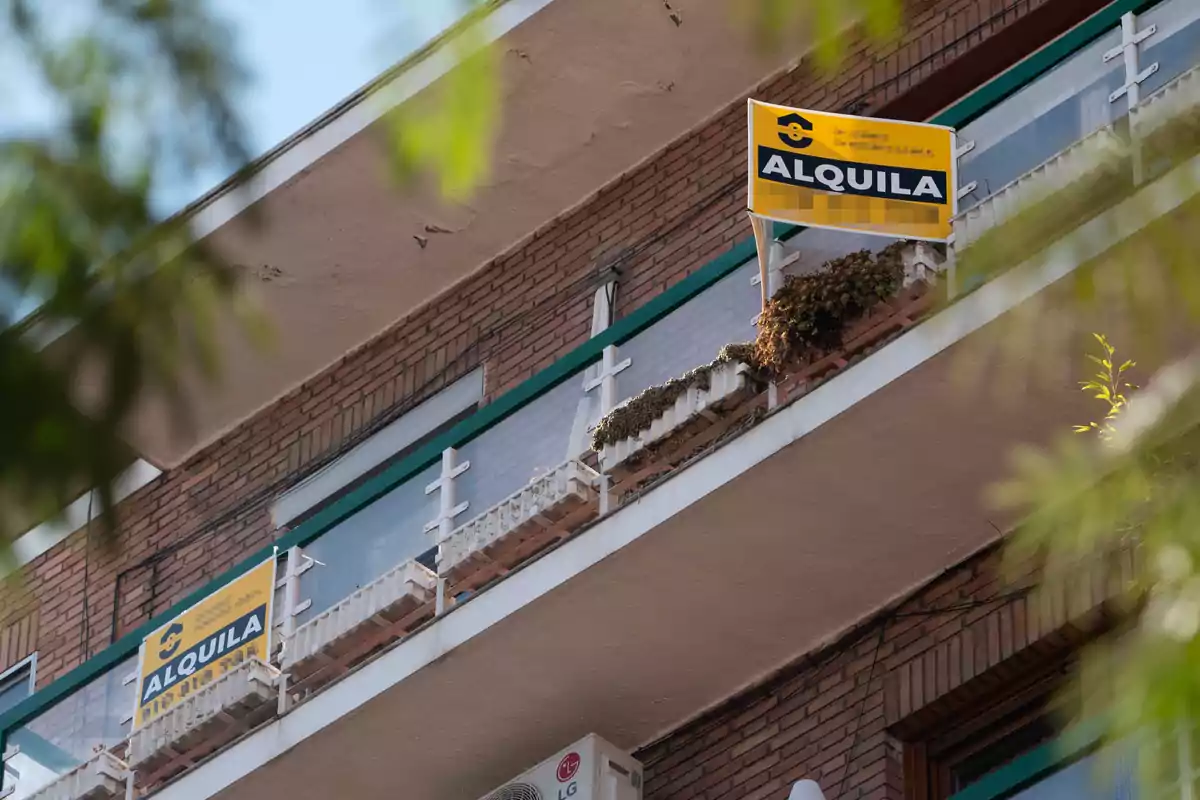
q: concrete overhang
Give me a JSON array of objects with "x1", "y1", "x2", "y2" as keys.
[{"x1": 72, "y1": 0, "x2": 809, "y2": 468}]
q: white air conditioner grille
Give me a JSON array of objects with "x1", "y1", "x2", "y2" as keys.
[{"x1": 485, "y1": 783, "x2": 543, "y2": 800}]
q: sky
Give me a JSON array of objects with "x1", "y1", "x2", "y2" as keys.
[
  {"x1": 1, "y1": 0, "x2": 466, "y2": 321},
  {"x1": 177, "y1": 0, "x2": 466, "y2": 210}
]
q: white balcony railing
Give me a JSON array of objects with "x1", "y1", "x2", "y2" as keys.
[
  {"x1": 599, "y1": 359, "x2": 753, "y2": 472},
  {"x1": 24, "y1": 751, "x2": 127, "y2": 800},
  {"x1": 951, "y1": 124, "x2": 1128, "y2": 252},
  {"x1": 283, "y1": 559, "x2": 437, "y2": 681},
  {"x1": 1130, "y1": 62, "x2": 1200, "y2": 140},
  {"x1": 439, "y1": 460, "x2": 600, "y2": 586},
  {"x1": 127, "y1": 659, "x2": 278, "y2": 778}
]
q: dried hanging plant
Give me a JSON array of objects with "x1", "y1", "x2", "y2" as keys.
[
  {"x1": 589, "y1": 346, "x2": 762, "y2": 451},
  {"x1": 590, "y1": 242, "x2": 915, "y2": 450},
  {"x1": 753, "y1": 241, "x2": 907, "y2": 371}
]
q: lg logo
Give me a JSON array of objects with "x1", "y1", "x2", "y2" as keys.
[
  {"x1": 556, "y1": 752, "x2": 580, "y2": 782},
  {"x1": 777, "y1": 112, "x2": 813, "y2": 149},
  {"x1": 556, "y1": 753, "x2": 581, "y2": 800}
]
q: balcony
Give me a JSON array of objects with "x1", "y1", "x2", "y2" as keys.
[{"x1": 4, "y1": 0, "x2": 1200, "y2": 799}]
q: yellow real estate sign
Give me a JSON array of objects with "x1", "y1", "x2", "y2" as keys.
[
  {"x1": 133, "y1": 558, "x2": 275, "y2": 728},
  {"x1": 748, "y1": 99, "x2": 956, "y2": 241}
]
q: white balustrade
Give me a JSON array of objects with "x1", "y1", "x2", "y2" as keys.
[
  {"x1": 24, "y1": 752, "x2": 127, "y2": 800},
  {"x1": 438, "y1": 460, "x2": 600, "y2": 578},
  {"x1": 284, "y1": 559, "x2": 437, "y2": 671},
  {"x1": 127, "y1": 659, "x2": 278, "y2": 769},
  {"x1": 599, "y1": 359, "x2": 751, "y2": 472},
  {"x1": 951, "y1": 124, "x2": 1127, "y2": 253},
  {"x1": 1130, "y1": 62, "x2": 1200, "y2": 141}
]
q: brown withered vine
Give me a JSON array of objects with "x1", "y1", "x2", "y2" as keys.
[
  {"x1": 753, "y1": 242, "x2": 907, "y2": 371},
  {"x1": 590, "y1": 242, "x2": 914, "y2": 449},
  {"x1": 590, "y1": 344, "x2": 762, "y2": 451}
]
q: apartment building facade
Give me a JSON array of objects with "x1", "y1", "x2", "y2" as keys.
[{"x1": 3, "y1": 0, "x2": 1199, "y2": 798}]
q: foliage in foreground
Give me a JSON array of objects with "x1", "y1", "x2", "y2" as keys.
[
  {"x1": 0, "y1": 0, "x2": 265, "y2": 555},
  {"x1": 989, "y1": 193, "x2": 1200, "y2": 794},
  {"x1": 0, "y1": 0, "x2": 907, "y2": 559}
]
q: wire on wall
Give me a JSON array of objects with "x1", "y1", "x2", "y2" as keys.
[{"x1": 79, "y1": 489, "x2": 94, "y2": 661}]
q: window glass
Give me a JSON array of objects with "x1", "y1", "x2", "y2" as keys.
[
  {"x1": 1007, "y1": 747, "x2": 1136, "y2": 800},
  {"x1": 0, "y1": 659, "x2": 34, "y2": 717}
]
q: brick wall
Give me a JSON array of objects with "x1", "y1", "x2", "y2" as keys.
[
  {"x1": 635, "y1": 543, "x2": 1127, "y2": 800},
  {"x1": 2, "y1": 0, "x2": 1102, "y2": 689},
  {"x1": 0, "y1": 611, "x2": 37, "y2": 675}
]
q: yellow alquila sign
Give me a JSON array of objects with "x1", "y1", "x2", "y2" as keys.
[
  {"x1": 747, "y1": 99, "x2": 957, "y2": 241},
  {"x1": 133, "y1": 558, "x2": 275, "y2": 728}
]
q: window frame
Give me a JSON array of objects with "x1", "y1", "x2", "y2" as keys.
[
  {"x1": 946, "y1": 716, "x2": 1108, "y2": 800},
  {"x1": 904, "y1": 657, "x2": 1081, "y2": 800},
  {"x1": 0, "y1": 653, "x2": 36, "y2": 726}
]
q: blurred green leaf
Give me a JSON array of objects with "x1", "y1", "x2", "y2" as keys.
[
  {"x1": 0, "y1": 0, "x2": 265, "y2": 552},
  {"x1": 385, "y1": 4, "x2": 500, "y2": 202},
  {"x1": 970, "y1": 106, "x2": 1200, "y2": 794}
]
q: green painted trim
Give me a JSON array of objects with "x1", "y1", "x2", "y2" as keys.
[
  {"x1": 0, "y1": 0, "x2": 1163, "y2": 759},
  {"x1": 0, "y1": 227, "x2": 791, "y2": 741},
  {"x1": 275, "y1": 226, "x2": 783, "y2": 551},
  {"x1": 949, "y1": 717, "x2": 1108, "y2": 800},
  {"x1": 7, "y1": 727, "x2": 81, "y2": 773},
  {"x1": 929, "y1": 0, "x2": 1157, "y2": 129}
]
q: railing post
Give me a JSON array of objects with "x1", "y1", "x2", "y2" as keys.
[
  {"x1": 584, "y1": 346, "x2": 632, "y2": 425},
  {"x1": 1, "y1": 741, "x2": 19, "y2": 800},
  {"x1": 750, "y1": 214, "x2": 784, "y2": 411},
  {"x1": 582, "y1": 344, "x2": 630, "y2": 515},
  {"x1": 567, "y1": 275, "x2": 621, "y2": 462},
  {"x1": 275, "y1": 547, "x2": 314, "y2": 660},
  {"x1": 1105, "y1": 11, "x2": 1158, "y2": 186},
  {"x1": 277, "y1": 672, "x2": 290, "y2": 717},
  {"x1": 765, "y1": 238, "x2": 785, "y2": 411},
  {"x1": 425, "y1": 447, "x2": 471, "y2": 615}
]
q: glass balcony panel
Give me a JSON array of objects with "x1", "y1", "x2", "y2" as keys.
[
  {"x1": 452, "y1": 376, "x2": 580, "y2": 523},
  {"x1": 1138, "y1": 0, "x2": 1200, "y2": 99},
  {"x1": 957, "y1": 27, "x2": 1126, "y2": 212},
  {"x1": 296, "y1": 462, "x2": 440, "y2": 624},
  {"x1": 5, "y1": 657, "x2": 136, "y2": 800},
  {"x1": 615, "y1": 260, "x2": 760, "y2": 407}
]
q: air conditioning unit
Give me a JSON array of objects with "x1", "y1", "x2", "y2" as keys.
[{"x1": 479, "y1": 734, "x2": 642, "y2": 800}]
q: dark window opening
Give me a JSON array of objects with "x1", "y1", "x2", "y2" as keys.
[
  {"x1": 0, "y1": 657, "x2": 36, "y2": 717},
  {"x1": 903, "y1": 658, "x2": 1080, "y2": 800}
]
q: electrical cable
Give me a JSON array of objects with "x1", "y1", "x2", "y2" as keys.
[
  {"x1": 107, "y1": 164, "x2": 748, "y2": 573},
  {"x1": 840, "y1": 0, "x2": 1033, "y2": 115},
  {"x1": 891, "y1": 586, "x2": 1033, "y2": 618},
  {"x1": 828, "y1": 585, "x2": 1035, "y2": 797},
  {"x1": 79, "y1": 489, "x2": 93, "y2": 659},
  {"x1": 103, "y1": 171, "x2": 736, "y2": 636},
  {"x1": 835, "y1": 619, "x2": 888, "y2": 800}
]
